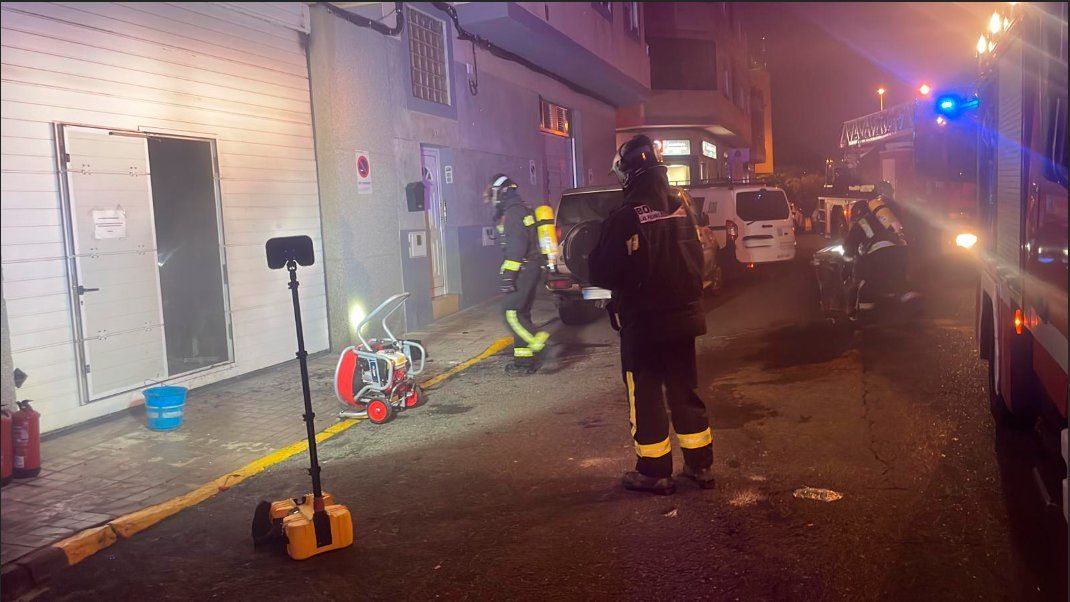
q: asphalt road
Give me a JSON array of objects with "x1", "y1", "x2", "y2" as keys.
[{"x1": 38, "y1": 234, "x2": 1067, "y2": 601}]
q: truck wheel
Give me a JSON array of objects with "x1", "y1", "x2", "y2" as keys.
[
  {"x1": 558, "y1": 300, "x2": 601, "y2": 325},
  {"x1": 987, "y1": 328, "x2": 1037, "y2": 430}
]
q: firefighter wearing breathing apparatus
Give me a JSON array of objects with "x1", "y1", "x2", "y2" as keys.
[
  {"x1": 588, "y1": 135, "x2": 715, "y2": 495},
  {"x1": 485, "y1": 174, "x2": 550, "y2": 374},
  {"x1": 844, "y1": 181, "x2": 911, "y2": 316}
]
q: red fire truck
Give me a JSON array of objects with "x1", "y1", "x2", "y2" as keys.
[
  {"x1": 973, "y1": 3, "x2": 1067, "y2": 519},
  {"x1": 826, "y1": 95, "x2": 979, "y2": 254}
]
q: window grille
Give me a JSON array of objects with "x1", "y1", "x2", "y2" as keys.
[
  {"x1": 408, "y1": 8, "x2": 450, "y2": 105},
  {"x1": 539, "y1": 99, "x2": 572, "y2": 137}
]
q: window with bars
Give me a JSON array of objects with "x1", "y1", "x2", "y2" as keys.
[
  {"x1": 539, "y1": 99, "x2": 572, "y2": 137},
  {"x1": 407, "y1": 8, "x2": 450, "y2": 106}
]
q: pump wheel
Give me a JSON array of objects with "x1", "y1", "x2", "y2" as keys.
[
  {"x1": 404, "y1": 385, "x2": 426, "y2": 408},
  {"x1": 366, "y1": 398, "x2": 394, "y2": 424}
]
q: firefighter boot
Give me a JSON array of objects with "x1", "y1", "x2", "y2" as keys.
[
  {"x1": 622, "y1": 471, "x2": 676, "y2": 495},
  {"x1": 679, "y1": 465, "x2": 717, "y2": 490},
  {"x1": 505, "y1": 355, "x2": 539, "y2": 376}
]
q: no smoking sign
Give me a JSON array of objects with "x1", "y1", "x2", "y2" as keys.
[{"x1": 355, "y1": 150, "x2": 372, "y2": 195}]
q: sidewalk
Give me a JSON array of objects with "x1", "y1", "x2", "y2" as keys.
[{"x1": 0, "y1": 297, "x2": 514, "y2": 567}]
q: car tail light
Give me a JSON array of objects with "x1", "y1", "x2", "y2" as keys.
[
  {"x1": 1013, "y1": 308, "x2": 1023, "y2": 335},
  {"x1": 548, "y1": 278, "x2": 573, "y2": 290},
  {"x1": 726, "y1": 220, "x2": 739, "y2": 242}
]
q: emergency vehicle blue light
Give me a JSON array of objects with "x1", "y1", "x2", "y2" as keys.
[{"x1": 934, "y1": 94, "x2": 980, "y2": 120}]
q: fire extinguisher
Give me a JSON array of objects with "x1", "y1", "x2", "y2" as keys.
[
  {"x1": 11, "y1": 369, "x2": 40, "y2": 479},
  {"x1": 1, "y1": 406, "x2": 12, "y2": 487}
]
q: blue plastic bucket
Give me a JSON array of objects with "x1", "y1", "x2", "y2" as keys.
[{"x1": 143, "y1": 386, "x2": 188, "y2": 431}]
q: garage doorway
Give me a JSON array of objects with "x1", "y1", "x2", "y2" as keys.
[{"x1": 59, "y1": 125, "x2": 232, "y2": 402}]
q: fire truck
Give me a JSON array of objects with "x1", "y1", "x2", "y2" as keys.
[
  {"x1": 972, "y1": 3, "x2": 1067, "y2": 520},
  {"x1": 823, "y1": 95, "x2": 978, "y2": 253}
]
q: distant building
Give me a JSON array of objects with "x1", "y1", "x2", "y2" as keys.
[
  {"x1": 750, "y1": 36, "x2": 775, "y2": 174},
  {"x1": 616, "y1": 2, "x2": 774, "y2": 184}
]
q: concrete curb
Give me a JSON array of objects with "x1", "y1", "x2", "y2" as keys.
[{"x1": 0, "y1": 336, "x2": 512, "y2": 600}]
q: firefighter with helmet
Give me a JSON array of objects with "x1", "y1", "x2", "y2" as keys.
[
  {"x1": 588, "y1": 135, "x2": 716, "y2": 495},
  {"x1": 844, "y1": 181, "x2": 913, "y2": 315},
  {"x1": 485, "y1": 174, "x2": 549, "y2": 374}
]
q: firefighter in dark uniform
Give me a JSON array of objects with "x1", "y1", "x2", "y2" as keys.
[
  {"x1": 843, "y1": 182, "x2": 910, "y2": 315},
  {"x1": 485, "y1": 174, "x2": 548, "y2": 373},
  {"x1": 588, "y1": 135, "x2": 715, "y2": 495}
]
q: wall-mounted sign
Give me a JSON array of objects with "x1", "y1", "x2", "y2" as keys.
[
  {"x1": 529, "y1": 159, "x2": 537, "y2": 185},
  {"x1": 660, "y1": 139, "x2": 691, "y2": 156},
  {"x1": 702, "y1": 141, "x2": 718, "y2": 159},
  {"x1": 92, "y1": 208, "x2": 126, "y2": 240},
  {"x1": 443, "y1": 165, "x2": 454, "y2": 184},
  {"x1": 355, "y1": 150, "x2": 372, "y2": 195}
]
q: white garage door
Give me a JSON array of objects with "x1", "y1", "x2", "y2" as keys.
[{"x1": 63, "y1": 126, "x2": 166, "y2": 399}]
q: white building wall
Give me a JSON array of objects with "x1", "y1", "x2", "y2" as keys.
[{"x1": 0, "y1": 2, "x2": 327, "y2": 432}]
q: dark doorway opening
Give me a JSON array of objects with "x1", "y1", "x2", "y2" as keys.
[{"x1": 147, "y1": 137, "x2": 230, "y2": 375}]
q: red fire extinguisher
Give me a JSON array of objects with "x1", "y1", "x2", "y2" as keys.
[
  {"x1": 12, "y1": 400, "x2": 40, "y2": 479},
  {"x1": 1, "y1": 406, "x2": 12, "y2": 486}
]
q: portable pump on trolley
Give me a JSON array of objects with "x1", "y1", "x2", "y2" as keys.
[{"x1": 333, "y1": 293, "x2": 428, "y2": 424}]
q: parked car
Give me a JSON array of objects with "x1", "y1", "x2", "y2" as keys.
[
  {"x1": 687, "y1": 184, "x2": 797, "y2": 269},
  {"x1": 546, "y1": 185, "x2": 722, "y2": 325}
]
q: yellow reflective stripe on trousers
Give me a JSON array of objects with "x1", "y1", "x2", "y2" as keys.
[
  {"x1": 501, "y1": 260, "x2": 521, "y2": 272},
  {"x1": 634, "y1": 437, "x2": 671, "y2": 458},
  {"x1": 505, "y1": 309, "x2": 538, "y2": 346},
  {"x1": 625, "y1": 371, "x2": 637, "y2": 437},
  {"x1": 676, "y1": 427, "x2": 712, "y2": 449}
]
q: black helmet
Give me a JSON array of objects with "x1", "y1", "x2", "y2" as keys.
[
  {"x1": 874, "y1": 180, "x2": 894, "y2": 199},
  {"x1": 610, "y1": 135, "x2": 665, "y2": 188},
  {"x1": 483, "y1": 173, "x2": 518, "y2": 207},
  {"x1": 850, "y1": 200, "x2": 871, "y2": 222}
]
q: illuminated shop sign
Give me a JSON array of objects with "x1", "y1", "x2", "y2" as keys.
[
  {"x1": 702, "y1": 141, "x2": 717, "y2": 159},
  {"x1": 660, "y1": 139, "x2": 691, "y2": 156}
]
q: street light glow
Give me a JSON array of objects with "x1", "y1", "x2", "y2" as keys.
[
  {"x1": 919, "y1": 83, "x2": 932, "y2": 96},
  {"x1": 877, "y1": 87, "x2": 886, "y2": 95},
  {"x1": 988, "y1": 12, "x2": 1002, "y2": 35}
]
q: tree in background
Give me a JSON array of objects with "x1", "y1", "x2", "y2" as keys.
[{"x1": 758, "y1": 168, "x2": 824, "y2": 217}]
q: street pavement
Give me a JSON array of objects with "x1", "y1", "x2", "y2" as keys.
[{"x1": 32, "y1": 234, "x2": 1068, "y2": 601}]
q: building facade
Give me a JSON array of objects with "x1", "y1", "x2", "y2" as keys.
[
  {"x1": 1, "y1": 2, "x2": 328, "y2": 432},
  {"x1": 308, "y1": 2, "x2": 650, "y2": 346},
  {"x1": 1, "y1": 2, "x2": 776, "y2": 433},
  {"x1": 616, "y1": 2, "x2": 773, "y2": 184},
  {"x1": 0, "y1": 2, "x2": 652, "y2": 432}
]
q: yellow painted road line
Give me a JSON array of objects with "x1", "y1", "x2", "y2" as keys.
[
  {"x1": 50, "y1": 336, "x2": 513, "y2": 568},
  {"x1": 420, "y1": 336, "x2": 512, "y2": 389}
]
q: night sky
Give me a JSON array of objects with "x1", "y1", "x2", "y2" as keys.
[{"x1": 738, "y1": 2, "x2": 998, "y2": 170}]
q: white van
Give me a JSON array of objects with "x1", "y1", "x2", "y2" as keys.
[{"x1": 688, "y1": 184, "x2": 797, "y2": 265}]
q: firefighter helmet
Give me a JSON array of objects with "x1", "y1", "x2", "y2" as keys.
[
  {"x1": 610, "y1": 135, "x2": 665, "y2": 188},
  {"x1": 483, "y1": 173, "x2": 519, "y2": 207},
  {"x1": 874, "y1": 180, "x2": 895, "y2": 199}
]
